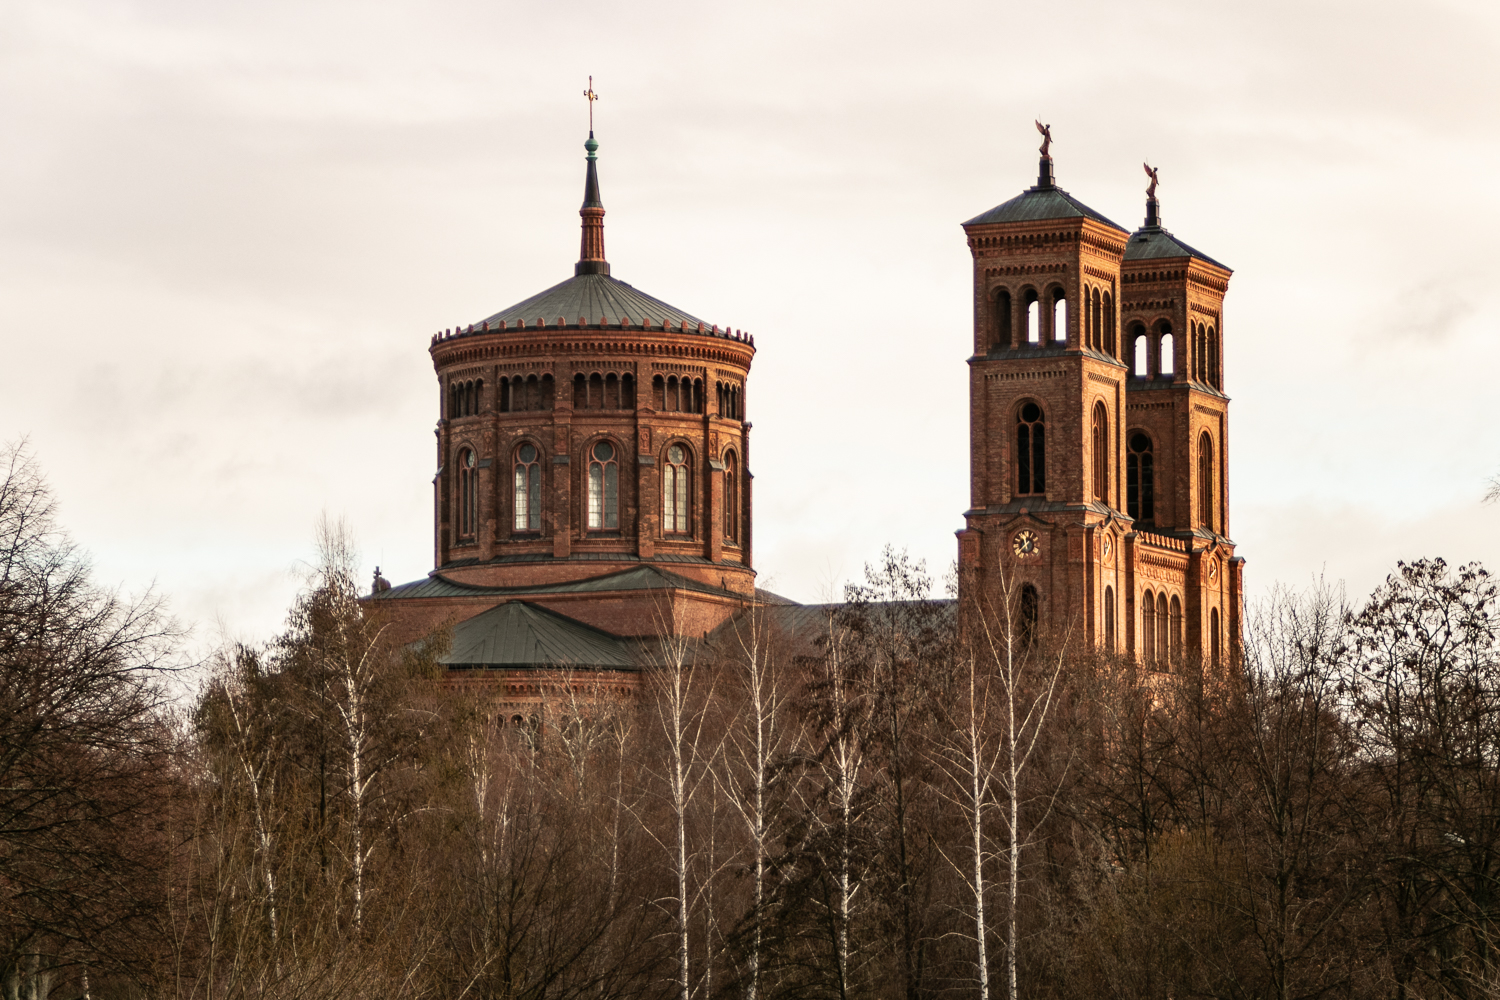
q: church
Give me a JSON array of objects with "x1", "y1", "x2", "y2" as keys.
[{"x1": 368, "y1": 122, "x2": 1243, "y2": 696}]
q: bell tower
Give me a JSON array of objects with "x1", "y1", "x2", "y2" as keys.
[{"x1": 956, "y1": 134, "x2": 1243, "y2": 668}]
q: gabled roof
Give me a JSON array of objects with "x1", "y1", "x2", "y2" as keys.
[
  {"x1": 1123, "y1": 225, "x2": 1231, "y2": 270},
  {"x1": 964, "y1": 186, "x2": 1126, "y2": 231},
  {"x1": 478, "y1": 272, "x2": 708, "y2": 331},
  {"x1": 440, "y1": 601, "x2": 637, "y2": 670},
  {"x1": 369, "y1": 564, "x2": 743, "y2": 602}
]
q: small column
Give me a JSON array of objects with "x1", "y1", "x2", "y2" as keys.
[{"x1": 741, "y1": 422, "x2": 753, "y2": 570}]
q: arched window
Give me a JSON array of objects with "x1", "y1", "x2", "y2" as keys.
[
  {"x1": 621, "y1": 373, "x2": 635, "y2": 409},
  {"x1": 1104, "y1": 586, "x2": 1116, "y2": 652},
  {"x1": 1133, "y1": 332, "x2": 1149, "y2": 378},
  {"x1": 605, "y1": 373, "x2": 620, "y2": 409},
  {"x1": 1198, "y1": 432, "x2": 1215, "y2": 532},
  {"x1": 1015, "y1": 402, "x2": 1046, "y2": 495},
  {"x1": 995, "y1": 289, "x2": 1012, "y2": 347},
  {"x1": 691, "y1": 378, "x2": 704, "y2": 414},
  {"x1": 574, "y1": 374, "x2": 587, "y2": 409},
  {"x1": 589, "y1": 373, "x2": 604, "y2": 410},
  {"x1": 1160, "y1": 332, "x2": 1175, "y2": 376},
  {"x1": 1082, "y1": 285, "x2": 1093, "y2": 347},
  {"x1": 513, "y1": 443, "x2": 541, "y2": 531},
  {"x1": 1207, "y1": 326, "x2": 1220, "y2": 388},
  {"x1": 1156, "y1": 593, "x2": 1169, "y2": 667},
  {"x1": 662, "y1": 444, "x2": 691, "y2": 534},
  {"x1": 1020, "y1": 584, "x2": 1039, "y2": 647},
  {"x1": 1091, "y1": 401, "x2": 1109, "y2": 502},
  {"x1": 499, "y1": 378, "x2": 511, "y2": 413},
  {"x1": 1103, "y1": 293, "x2": 1115, "y2": 356},
  {"x1": 1141, "y1": 588, "x2": 1156, "y2": 662},
  {"x1": 1052, "y1": 289, "x2": 1067, "y2": 343},
  {"x1": 1025, "y1": 291, "x2": 1040, "y2": 345},
  {"x1": 724, "y1": 450, "x2": 739, "y2": 542},
  {"x1": 1169, "y1": 595, "x2": 1183, "y2": 664},
  {"x1": 1210, "y1": 607, "x2": 1222, "y2": 668},
  {"x1": 1127, "y1": 432, "x2": 1154, "y2": 525},
  {"x1": 587, "y1": 440, "x2": 618, "y2": 530},
  {"x1": 457, "y1": 448, "x2": 478, "y2": 541},
  {"x1": 1091, "y1": 288, "x2": 1103, "y2": 351},
  {"x1": 1194, "y1": 323, "x2": 1207, "y2": 381}
]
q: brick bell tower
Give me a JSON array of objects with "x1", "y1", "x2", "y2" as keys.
[{"x1": 956, "y1": 129, "x2": 1242, "y2": 668}]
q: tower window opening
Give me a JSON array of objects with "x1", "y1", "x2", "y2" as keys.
[
  {"x1": 662, "y1": 444, "x2": 691, "y2": 534},
  {"x1": 1127, "y1": 432, "x2": 1154, "y2": 525},
  {"x1": 1025, "y1": 291, "x2": 1040, "y2": 345},
  {"x1": 1082, "y1": 285, "x2": 1093, "y2": 348},
  {"x1": 457, "y1": 447, "x2": 478, "y2": 541},
  {"x1": 621, "y1": 373, "x2": 635, "y2": 409},
  {"x1": 1019, "y1": 584, "x2": 1039, "y2": 648},
  {"x1": 1194, "y1": 323, "x2": 1207, "y2": 382},
  {"x1": 1052, "y1": 289, "x2": 1067, "y2": 344},
  {"x1": 1103, "y1": 292, "x2": 1115, "y2": 356},
  {"x1": 724, "y1": 450, "x2": 739, "y2": 542},
  {"x1": 1091, "y1": 401, "x2": 1109, "y2": 502},
  {"x1": 1208, "y1": 326, "x2": 1221, "y2": 388},
  {"x1": 1141, "y1": 588, "x2": 1156, "y2": 662},
  {"x1": 995, "y1": 289, "x2": 1012, "y2": 347},
  {"x1": 1015, "y1": 402, "x2": 1046, "y2": 496},
  {"x1": 1169, "y1": 595, "x2": 1183, "y2": 665},
  {"x1": 1211, "y1": 607, "x2": 1222, "y2": 668},
  {"x1": 1160, "y1": 332, "x2": 1175, "y2": 376},
  {"x1": 1198, "y1": 432, "x2": 1215, "y2": 532},
  {"x1": 587, "y1": 440, "x2": 619, "y2": 531},
  {"x1": 513, "y1": 443, "x2": 541, "y2": 532},
  {"x1": 1104, "y1": 585, "x2": 1116, "y2": 652},
  {"x1": 1156, "y1": 592, "x2": 1170, "y2": 668},
  {"x1": 1091, "y1": 288, "x2": 1103, "y2": 351},
  {"x1": 1132, "y1": 329, "x2": 1149, "y2": 378},
  {"x1": 652, "y1": 375, "x2": 665, "y2": 410},
  {"x1": 589, "y1": 373, "x2": 604, "y2": 410},
  {"x1": 605, "y1": 372, "x2": 620, "y2": 409}
]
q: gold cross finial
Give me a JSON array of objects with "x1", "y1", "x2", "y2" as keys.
[{"x1": 583, "y1": 76, "x2": 599, "y2": 132}]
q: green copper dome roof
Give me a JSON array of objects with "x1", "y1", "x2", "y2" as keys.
[{"x1": 477, "y1": 272, "x2": 708, "y2": 330}]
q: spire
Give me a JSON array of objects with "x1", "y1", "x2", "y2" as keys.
[
  {"x1": 1035, "y1": 119, "x2": 1055, "y2": 189},
  {"x1": 576, "y1": 131, "x2": 609, "y2": 276}
]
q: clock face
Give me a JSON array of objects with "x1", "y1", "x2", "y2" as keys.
[
  {"x1": 1208, "y1": 558, "x2": 1220, "y2": 583},
  {"x1": 1013, "y1": 530, "x2": 1039, "y2": 557},
  {"x1": 1101, "y1": 536, "x2": 1113, "y2": 561}
]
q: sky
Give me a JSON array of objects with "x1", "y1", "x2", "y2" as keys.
[{"x1": 1, "y1": 0, "x2": 1498, "y2": 650}]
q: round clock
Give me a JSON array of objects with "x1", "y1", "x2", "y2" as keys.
[
  {"x1": 1101, "y1": 536, "x2": 1113, "y2": 561},
  {"x1": 1208, "y1": 558, "x2": 1220, "y2": 583},
  {"x1": 1013, "y1": 529, "x2": 1039, "y2": 557}
]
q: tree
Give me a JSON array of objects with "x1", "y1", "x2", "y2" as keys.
[{"x1": 0, "y1": 441, "x2": 181, "y2": 996}]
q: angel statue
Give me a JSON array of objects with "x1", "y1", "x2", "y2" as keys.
[
  {"x1": 1144, "y1": 162, "x2": 1159, "y2": 198},
  {"x1": 1035, "y1": 120, "x2": 1053, "y2": 157}
]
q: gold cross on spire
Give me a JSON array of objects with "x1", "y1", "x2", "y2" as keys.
[{"x1": 583, "y1": 76, "x2": 599, "y2": 132}]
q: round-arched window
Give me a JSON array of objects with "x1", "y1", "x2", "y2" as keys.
[
  {"x1": 588, "y1": 440, "x2": 618, "y2": 530},
  {"x1": 1127, "y1": 432, "x2": 1154, "y2": 525},
  {"x1": 663, "y1": 444, "x2": 690, "y2": 534},
  {"x1": 1016, "y1": 402, "x2": 1046, "y2": 495},
  {"x1": 514, "y1": 443, "x2": 541, "y2": 531}
]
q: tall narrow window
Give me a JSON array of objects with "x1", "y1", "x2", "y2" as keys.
[
  {"x1": 458, "y1": 448, "x2": 478, "y2": 540},
  {"x1": 605, "y1": 373, "x2": 620, "y2": 409},
  {"x1": 574, "y1": 374, "x2": 587, "y2": 409},
  {"x1": 1016, "y1": 402, "x2": 1046, "y2": 495},
  {"x1": 995, "y1": 289, "x2": 1012, "y2": 347},
  {"x1": 587, "y1": 440, "x2": 618, "y2": 530},
  {"x1": 1103, "y1": 293, "x2": 1115, "y2": 356},
  {"x1": 662, "y1": 444, "x2": 690, "y2": 534},
  {"x1": 1052, "y1": 290, "x2": 1067, "y2": 343},
  {"x1": 589, "y1": 373, "x2": 604, "y2": 410},
  {"x1": 1208, "y1": 327, "x2": 1220, "y2": 388},
  {"x1": 724, "y1": 451, "x2": 738, "y2": 542},
  {"x1": 1104, "y1": 586, "x2": 1116, "y2": 652},
  {"x1": 513, "y1": 443, "x2": 541, "y2": 531},
  {"x1": 1134, "y1": 333, "x2": 1149, "y2": 377},
  {"x1": 1091, "y1": 401, "x2": 1109, "y2": 502},
  {"x1": 1160, "y1": 333, "x2": 1175, "y2": 376},
  {"x1": 1169, "y1": 595, "x2": 1183, "y2": 665},
  {"x1": 1091, "y1": 288, "x2": 1103, "y2": 351},
  {"x1": 621, "y1": 373, "x2": 635, "y2": 409},
  {"x1": 1025, "y1": 291, "x2": 1040, "y2": 344},
  {"x1": 1020, "y1": 584, "x2": 1039, "y2": 647},
  {"x1": 1156, "y1": 593, "x2": 1170, "y2": 667},
  {"x1": 1194, "y1": 324, "x2": 1207, "y2": 381},
  {"x1": 1127, "y1": 432, "x2": 1154, "y2": 525},
  {"x1": 1082, "y1": 285, "x2": 1093, "y2": 347},
  {"x1": 1141, "y1": 588, "x2": 1156, "y2": 662},
  {"x1": 1210, "y1": 607, "x2": 1222, "y2": 668},
  {"x1": 499, "y1": 378, "x2": 512, "y2": 413},
  {"x1": 1198, "y1": 432, "x2": 1215, "y2": 532}
]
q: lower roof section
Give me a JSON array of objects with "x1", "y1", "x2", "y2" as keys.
[{"x1": 440, "y1": 601, "x2": 638, "y2": 671}]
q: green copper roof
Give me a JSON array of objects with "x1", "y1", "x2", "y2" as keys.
[
  {"x1": 964, "y1": 185, "x2": 1126, "y2": 231},
  {"x1": 439, "y1": 601, "x2": 637, "y2": 670},
  {"x1": 369, "y1": 564, "x2": 742, "y2": 602},
  {"x1": 478, "y1": 272, "x2": 708, "y2": 331},
  {"x1": 1123, "y1": 225, "x2": 1231, "y2": 270}
]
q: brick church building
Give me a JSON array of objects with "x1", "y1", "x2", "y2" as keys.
[{"x1": 370, "y1": 127, "x2": 1243, "y2": 690}]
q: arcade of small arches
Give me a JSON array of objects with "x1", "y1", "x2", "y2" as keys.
[
  {"x1": 990, "y1": 281, "x2": 1119, "y2": 356},
  {"x1": 448, "y1": 437, "x2": 744, "y2": 546},
  {"x1": 443, "y1": 371, "x2": 747, "y2": 420},
  {"x1": 1125, "y1": 319, "x2": 1222, "y2": 388}
]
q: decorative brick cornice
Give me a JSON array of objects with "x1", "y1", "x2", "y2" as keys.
[{"x1": 985, "y1": 369, "x2": 1066, "y2": 382}]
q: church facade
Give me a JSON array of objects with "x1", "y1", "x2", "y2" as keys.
[
  {"x1": 955, "y1": 150, "x2": 1242, "y2": 667},
  {"x1": 371, "y1": 129, "x2": 1243, "y2": 686}
]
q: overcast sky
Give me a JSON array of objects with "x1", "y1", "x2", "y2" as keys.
[{"x1": 1, "y1": 0, "x2": 1497, "y2": 647}]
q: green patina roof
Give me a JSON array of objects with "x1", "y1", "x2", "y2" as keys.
[
  {"x1": 370, "y1": 564, "x2": 743, "y2": 602},
  {"x1": 964, "y1": 186, "x2": 1126, "y2": 231},
  {"x1": 478, "y1": 272, "x2": 708, "y2": 331},
  {"x1": 1123, "y1": 225, "x2": 1231, "y2": 270},
  {"x1": 440, "y1": 601, "x2": 637, "y2": 670}
]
